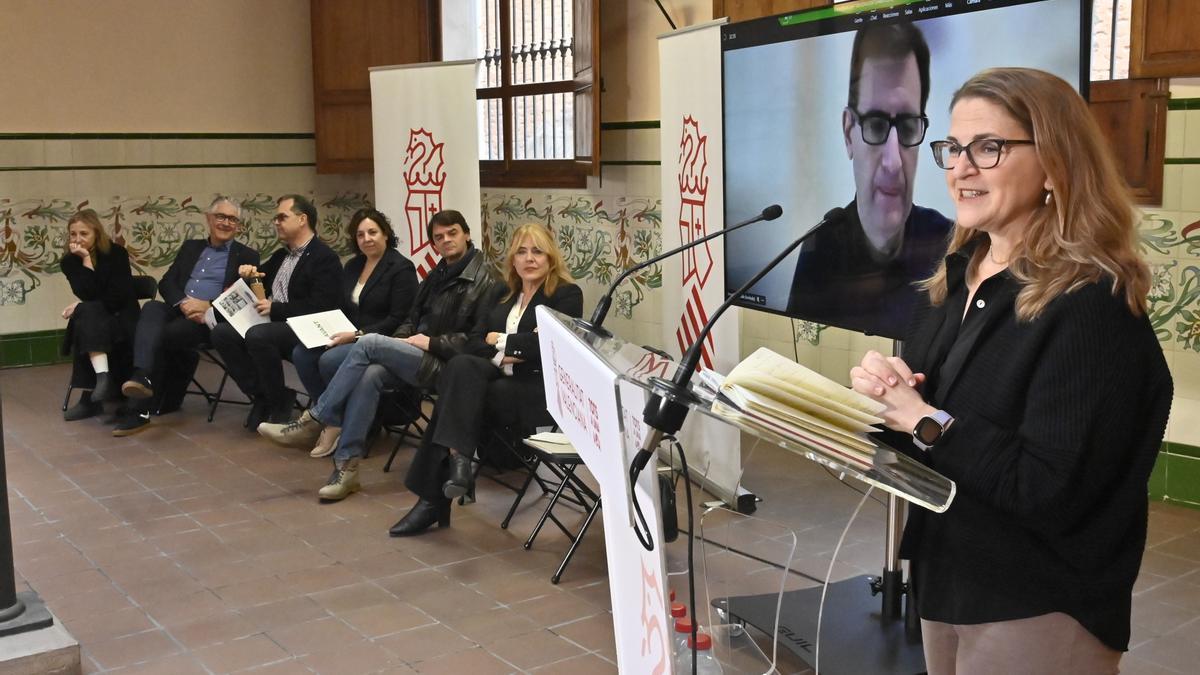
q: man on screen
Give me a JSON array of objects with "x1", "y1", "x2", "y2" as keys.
[{"x1": 786, "y1": 23, "x2": 951, "y2": 338}]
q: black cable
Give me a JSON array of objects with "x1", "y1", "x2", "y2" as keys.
[
  {"x1": 669, "y1": 436, "x2": 698, "y2": 675},
  {"x1": 630, "y1": 460, "x2": 656, "y2": 552},
  {"x1": 652, "y1": 0, "x2": 678, "y2": 30}
]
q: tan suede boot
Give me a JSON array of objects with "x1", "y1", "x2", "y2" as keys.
[
  {"x1": 310, "y1": 426, "x2": 341, "y2": 458},
  {"x1": 317, "y1": 457, "x2": 360, "y2": 502},
  {"x1": 258, "y1": 410, "x2": 323, "y2": 448}
]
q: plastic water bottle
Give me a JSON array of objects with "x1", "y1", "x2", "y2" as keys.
[
  {"x1": 678, "y1": 632, "x2": 722, "y2": 674},
  {"x1": 672, "y1": 617, "x2": 693, "y2": 666}
]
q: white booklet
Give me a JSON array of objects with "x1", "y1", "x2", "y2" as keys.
[
  {"x1": 286, "y1": 309, "x2": 357, "y2": 349},
  {"x1": 213, "y1": 278, "x2": 269, "y2": 337}
]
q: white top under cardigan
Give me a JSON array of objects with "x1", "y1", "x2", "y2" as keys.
[{"x1": 491, "y1": 293, "x2": 528, "y2": 376}]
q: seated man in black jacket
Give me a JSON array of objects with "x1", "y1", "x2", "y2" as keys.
[
  {"x1": 114, "y1": 196, "x2": 260, "y2": 436},
  {"x1": 212, "y1": 194, "x2": 343, "y2": 427},
  {"x1": 258, "y1": 210, "x2": 499, "y2": 502}
]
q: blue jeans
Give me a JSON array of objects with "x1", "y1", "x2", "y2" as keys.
[
  {"x1": 291, "y1": 342, "x2": 355, "y2": 401},
  {"x1": 309, "y1": 334, "x2": 425, "y2": 461}
]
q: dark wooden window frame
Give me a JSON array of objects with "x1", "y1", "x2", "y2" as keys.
[{"x1": 479, "y1": 0, "x2": 597, "y2": 189}]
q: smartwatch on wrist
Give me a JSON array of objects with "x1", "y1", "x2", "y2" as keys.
[{"x1": 913, "y1": 410, "x2": 954, "y2": 451}]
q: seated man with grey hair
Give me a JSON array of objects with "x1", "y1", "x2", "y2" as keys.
[{"x1": 113, "y1": 195, "x2": 260, "y2": 436}]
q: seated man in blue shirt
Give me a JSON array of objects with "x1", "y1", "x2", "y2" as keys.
[{"x1": 114, "y1": 196, "x2": 260, "y2": 436}]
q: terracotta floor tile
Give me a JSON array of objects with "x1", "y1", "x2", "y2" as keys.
[
  {"x1": 194, "y1": 633, "x2": 292, "y2": 673},
  {"x1": 508, "y1": 591, "x2": 608, "y2": 629},
  {"x1": 342, "y1": 550, "x2": 427, "y2": 580},
  {"x1": 267, "y1": 616, "x2": 364, "y2": 656},
  {"x1": 62, "y1": 606, "x2": 156, "y2": 644},
  {"x1": 214, "y1": 575, "x2": 294, "y2": 608},
  {"x1": 485, "y1": 627, "x2": 587, "y2": 670},
  {"x1": 85, "y1": 629, "x2": 183, "y2": 670},
  {"x1": 114, "y1": 653, "x2": 211, "y2": 675},
  {"x1": 309, "y1": 581, "x2": 397, "y2": 615},
  {"x1": 529, "y1": 653, "x2": 618, "y2": 674},
  {"x1": 238, "y1": 595, "x2": 330, "y2": 632},
  {"x1": 338, "y1": 601, "x2": 435, "y2": 638},
  {"x1": 376, "y1": 624, "x2": 476, "y2": 664},
  {"x1": 549, "y1": 613, "x2": 616, "y2": 653},
  {"x1": 443, "y1": 606, "x2": 539, "y2": 645},
  {"x1": 411, "y1": 646, "x2": 517, "y2": 675},
  {"x1": 299, "y1": 639, "x2": 407, "y2": 675},
  {"x1": 168, "y1": 610, "x2": 261, "y2": 649},
  {"x1": 143, "y1": 589, "x2": 230, "y2": 625}
]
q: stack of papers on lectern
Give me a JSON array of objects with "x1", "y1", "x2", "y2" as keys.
[{"x1": 712, "y1": 348, "x2": 886, "y2": 469}]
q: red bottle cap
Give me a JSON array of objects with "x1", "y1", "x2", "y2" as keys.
[
  {"x1": 687, "y1": 633, "x2": 713, "y2": 650},
  {"x1": 670, "y1": 602, "x2": 686, "y2": 618},
  {"x1": 670, "y1": 589, "x2": 676, "y2": 602},
  {"x1": 674, "y1": 617, "x2": 692, "y2": 634}
]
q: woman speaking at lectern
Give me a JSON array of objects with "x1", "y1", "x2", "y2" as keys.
[{"x1": 850, "y1": 68, "x2": 1171, "y2": 674}]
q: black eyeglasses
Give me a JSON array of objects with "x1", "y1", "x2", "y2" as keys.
[
  {"x1": 848, "y1": 108, "x2": 929, "y2": 147},
  {"x1": 211, "y1": 213, "x2": 241, "y2": 225},
  {"x1": 929, "y1": 138, "x2": 1035, "y2": 170}
]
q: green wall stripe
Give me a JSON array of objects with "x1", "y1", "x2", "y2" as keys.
[
  {"x1": 1164, "y1": 441, "x2": 1200, "y2": 459},
  {"x1": 1164, "y1": 158, "x2": 1200, "y2": 165},
  {"x1": 1167, "y1": 98, "x2": 1200, "y2": 111},
  {"x1": 0, "y1": 162, "x2": 316, "y2": 173},
  {"x1": 600, "y1": 160, "x2": 660, "y2": 166},
  {"x1": 0, "y1": 132, "x2": 313, "y2": 140},
  {"x1": 600, "y1": 121, "x2": 661, "y2": 130}
]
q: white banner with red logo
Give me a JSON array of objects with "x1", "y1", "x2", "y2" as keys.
[
  {"x1": 370, "y1": 60, "x2": 481, "y2": 278},
  {"x1": 538, "y1": 307, "x2": 672, "y2": 674},
  {"x1": 658, "y1": 20, "x2": 742, "y2": 502}
]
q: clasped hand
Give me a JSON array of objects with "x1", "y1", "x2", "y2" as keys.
[{"x1": 850, "y1": 350, "x2": 937, "y2": 433}]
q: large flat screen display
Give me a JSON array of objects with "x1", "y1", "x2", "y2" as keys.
[{"x1": 722, "y1": 0, "x2": 1089, "y2": 338}]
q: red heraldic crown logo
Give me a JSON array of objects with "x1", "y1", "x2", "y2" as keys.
[
  {"x1": 403, "y1": 128, "x2": 447, "y2": 279},
  {"x1": 676, "y1": 116, "x2": 716, "y2": 370}
]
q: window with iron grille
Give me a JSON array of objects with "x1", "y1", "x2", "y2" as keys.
[{"x1": 477, "y1": 0, "x2": 596, "y2": 188}]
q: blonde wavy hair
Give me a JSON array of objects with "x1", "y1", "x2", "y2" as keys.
[
  {"x1": 65, "y1": 209, "x2": 112, "y2": 260},
  {"x1": 924, "y1": 68, "x2": 1149, "y2": 320},
  {"x1": 502, "y1": 223, "x2": 573, "y2": 302}
]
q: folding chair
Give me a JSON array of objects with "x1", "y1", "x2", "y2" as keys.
[
  {"x1": 381, "y1": 386, "x2": 433, "y2": 472},
  {"x1": 518, "y1": 436, "x2": 602, "y2": 584},
  {"x1": 186, "y1": 345, "x2": 250, "y2": 422}
]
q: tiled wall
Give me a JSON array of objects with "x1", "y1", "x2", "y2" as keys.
[
  {"x1": 1145, "y1": 79, "x2": 1200, "y2": 506},
  {"x1": 0, "y1": 133, "x2": 372, "y2": 366}
]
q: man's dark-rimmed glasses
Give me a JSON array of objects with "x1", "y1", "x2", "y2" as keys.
[{"x1": 848, "y1": 108, "x2": 929, "y2": 147}]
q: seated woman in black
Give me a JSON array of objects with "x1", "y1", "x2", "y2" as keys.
[
  {"x1": 288, "y1": 208, "x2": 418, "y2": 457},
  {"x1": 389, "y1": 223, "x2": 583, "y2": 536},
  {"x1": 60, "y1": 209, "x2": 139, "y2": 420}
]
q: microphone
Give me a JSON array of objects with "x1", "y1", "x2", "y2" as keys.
[
  {"x1": 578, "y1": 204, "x2": 783, "y2": 336},
  {"x1": 629, "y1": 207, "x2": 847, "y2": 480}
]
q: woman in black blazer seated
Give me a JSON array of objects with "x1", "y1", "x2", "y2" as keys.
[
  {"x1": 389, "y1": 223, "x2": 583, "y2": 536},
  {"x1": 60, "y1": 209, "x2": 140, "y2": 420},
  {"x1": 291, "y1": 208, "x2": 418, "y2": 456},
  {"x1": 851, "y1": 69, "x2": 1172, "y2": 673}
]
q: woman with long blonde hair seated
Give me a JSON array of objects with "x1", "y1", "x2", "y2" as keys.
[{"x1": 390, "y1": 223, "x2": 583, "y2": 536}]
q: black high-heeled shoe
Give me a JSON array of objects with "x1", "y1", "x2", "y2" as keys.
[
  {"x1": 388, "y1": 498, "x2": 451, "y2": 537},
  {"x1": 442, "y1": 452, "x2": 474, "y2": 499}
]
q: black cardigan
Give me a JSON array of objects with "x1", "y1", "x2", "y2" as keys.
[
  {"x1": 259, "y1": 235, "x2": 344, "y2": 320},
  {"x1": 341, "y1": 248, "x2": 418, "y2": 336},
  {"x1": 61, "y1": 243, "x2": 140, "y2": 341},
  {"x1": 466, "y1": 281, "x2": 584, "y2": 380},
  {"x1": 894, "y1": 245, "x2": 1172, "y2": 651}
]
